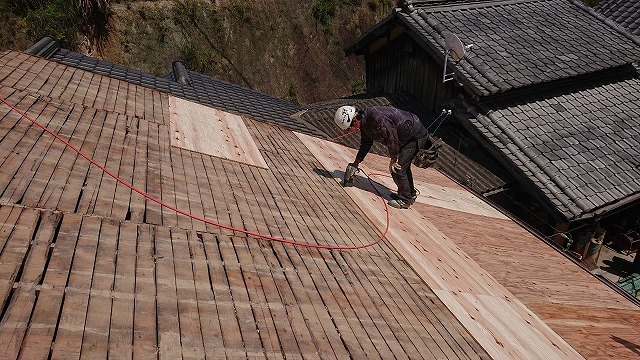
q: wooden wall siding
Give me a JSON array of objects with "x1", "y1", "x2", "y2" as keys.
[
  {"x1": 296, "y1": 131, "x2": 589, "y2": 359},
  {"x1": 365, "y1": 35, "x2": 456, "y2": 112},
  {"x1": 0, "y1": 50, "x2": 492, "y2": 358},
  {"x1": 168, "y1": 96, "x2": 269, "y2": 169}
]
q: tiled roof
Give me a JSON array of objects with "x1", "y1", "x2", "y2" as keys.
[
  {"x1": 374, "y1": 0, "x2": 640, "y2": 97},
  {"x1": 458, "y1": 65, "x2": 640, "y2": 220},
  {"x1": 50, "y1": 49, "x2": 323, "y2": 136},
  {"x1": 296, "y1": 93, "x2": 510, "y2": 193},
  {"x1": 594, "y1": 0, "x2": 640, "y2": 36}
]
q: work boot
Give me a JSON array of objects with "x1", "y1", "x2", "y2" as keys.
[
  {"x1": 388, "y1": 199, "x2": 411, "y2": 209},
  {"x1": 390, "y1": 193, "x2": 417, "y2": 204}
]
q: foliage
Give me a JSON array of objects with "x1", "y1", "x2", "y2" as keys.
[
  {"x1": 351, "y1": 78, "x2": 365, "y2": 94},
  {"x1": 287, "y1": 84, "x2": 298, "y2": 105},
  {"x1": 0, "y1": 2, "x2": 28, "y2": 50},
  {"x1": 78, "y1": 0, "x2": 111, "y2": 50},
  {"x1": 23, "y1": 0, "x2": 81, "y2": 45},
  {"x1": 173, "y1": 0, "x2": 200, "y2": 27},
  {"x1": 173, "y1": 0, "x2": 255, "y2": 88},
  {"x1": 3, "y1": 0, "x2": 111, "y2": 50},
  {"x1": 179, "y1": 41, "x2": 216, "y2": 74},
  {"x1": 311, "y1": 0, "x2": 342, "y2": 36},
  {"x1": 231, "y1": 4, "x2": 251, "y2": 23}
]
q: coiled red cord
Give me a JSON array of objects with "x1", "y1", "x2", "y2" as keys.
[{"x1": 0, "y1": 96, "x2": 390, "y2": 250}]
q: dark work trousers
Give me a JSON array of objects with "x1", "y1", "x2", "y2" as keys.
[{"x1": 392, "y1": 137, "x2": 429, "y2": 202}]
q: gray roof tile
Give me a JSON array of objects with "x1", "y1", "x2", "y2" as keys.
[
  {"x1": 460, "y1": 65, "x2": 640, "y2": 220},
  {"x1": 595, "y1": 0, "x2": 640, "y2": 36},
  {"x1": 383, "y1": 0, "x2": 640, "y2": 97}
]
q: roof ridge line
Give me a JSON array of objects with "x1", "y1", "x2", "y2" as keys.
[
  {"x1": 478, "y1": 64, "x2": 638, "y2": 104},
  {"x1": 403, "y1": 0, "x2": 547, "y2": 13},
  {"x1": 570, "y1": 0, "x2": 640, "y2": 48}
]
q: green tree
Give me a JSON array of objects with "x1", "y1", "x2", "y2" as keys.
[{"x1": 3, "y1": 0, "x2": 111, "y2": 51}]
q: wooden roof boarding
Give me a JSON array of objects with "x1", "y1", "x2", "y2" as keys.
[{"x1": 0, "y1": 50, "x2": 638, "y2": 359}]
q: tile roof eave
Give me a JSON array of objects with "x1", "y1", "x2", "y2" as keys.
[
  {"x1": 575, "y1": 191, "x2": 640, "y2": 221},
  {"x1": 453, "y1": 104, "x2": 566, "y2": 221},
  {"x1": 458, "y1": 98, "x2": 585, "y2": 221},
  {"x1": 456, "y1": 63, "x2": 640, "y2": 223}
]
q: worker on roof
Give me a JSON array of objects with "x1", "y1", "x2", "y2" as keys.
[{"x1": 335, "y1": 105, "x2": 430, "y2": 209}]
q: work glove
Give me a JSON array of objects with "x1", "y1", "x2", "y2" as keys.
[{"x1": 389, "y1": 159, "x2": 402, "y2": 174}]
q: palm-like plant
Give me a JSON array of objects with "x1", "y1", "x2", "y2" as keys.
[{"x1": 77, "y1": 0, "x2": 111, "y2": 51}]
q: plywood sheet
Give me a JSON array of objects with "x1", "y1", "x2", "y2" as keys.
[
  {"x1": 296, "y1": 132, "x2": 584, "y2": 360},
  {"x1": 169, "y1": 96, "x2": 268, "y2": 169},
  {"x1": 369, "y1": 172, "x2": 508, "y2": 219}
]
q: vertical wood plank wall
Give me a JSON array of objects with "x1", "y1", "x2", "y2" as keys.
[{"x1": 365, "y1": 34, "x2": 456, "y2": 112}]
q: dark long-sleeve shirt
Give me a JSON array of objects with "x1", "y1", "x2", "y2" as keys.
[{"x1": 355, "y1": 106, "x2": 427, "y2": 161}]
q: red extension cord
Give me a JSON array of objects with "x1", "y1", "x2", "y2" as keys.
[{"x1": 0, "y1": 96, "x2": 390, "y2": 250}]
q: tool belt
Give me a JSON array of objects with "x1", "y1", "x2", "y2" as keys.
[{"x1": 413, "y1": 137, "x2": 443, "y2": 169}]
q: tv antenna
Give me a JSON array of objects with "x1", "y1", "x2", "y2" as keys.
[{"x1": 442, "y1": 31, "x2": 472, "y2": 83}]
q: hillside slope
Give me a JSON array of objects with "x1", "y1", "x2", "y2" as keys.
[{"x1": 1, "y1": 0, "x2": 396, "y2": 105}]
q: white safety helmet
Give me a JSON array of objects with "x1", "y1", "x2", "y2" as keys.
[{"x1": 334, "y1": 105, "x2": 357, "y2": 130}]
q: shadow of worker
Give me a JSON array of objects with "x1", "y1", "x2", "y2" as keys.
[
  {"x1": 312, "y1": 167, "x2": 395, "y2": 200},
  {"x1": 612, "y1": 335, "x2": 640, "y2": 356},
  {"x1": 601, "y1": 256, "x2": 633, "y2": 277}
]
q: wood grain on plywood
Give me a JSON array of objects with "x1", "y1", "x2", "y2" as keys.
[
  {"x1": 168, "y1": 96, "x2": 268, "y2": 169},
  {"x1": 296, "y1": 131, "x2": 584, "y2": 360}
]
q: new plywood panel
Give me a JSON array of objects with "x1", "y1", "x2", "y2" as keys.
[
  {"x1": 366, "y1": 171, "x2": 508, "y2": 219},
  {"x1": 169, "y1": 96, "x2": 268, "y2": 169},
  {"x1": 296, "y1": 132, "x2": 584, "y2": 360}
]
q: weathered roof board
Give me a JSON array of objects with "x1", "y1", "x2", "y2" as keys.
[
  {"x1": 50, "y1": 48, "x2": 323, "y2": 137},
  {"x1": 1, "y1": 49, "x2": 639, "y2": 358},
  {"x1": 595, "y1": 0, "x2": 640, "y2": 36},
  {"x1": 395, "y1": 0, "x2": 640, "y2": 97},
  {"x1": 0, "y1": 50, "x2": 490, "y2": 359}
]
